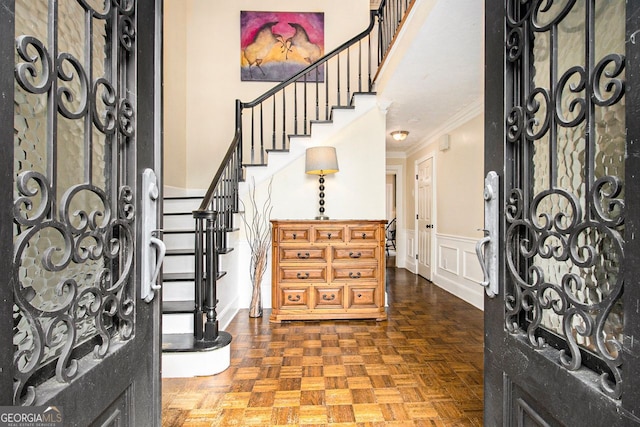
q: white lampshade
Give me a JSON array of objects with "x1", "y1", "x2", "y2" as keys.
[{"x1": 305, "y1": 146, "x2": 339, "y2": 175}]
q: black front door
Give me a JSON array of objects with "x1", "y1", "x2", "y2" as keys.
[
  {"x1": 1, "y1": 0, "x2": 162, "y2": 425},
  {"x1": 484, "y1": 0, "x2": 640, "y2": 425}
]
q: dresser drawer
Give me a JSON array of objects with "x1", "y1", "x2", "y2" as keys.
[
  {"x1": 280, "y1": 287, "x2": 309, "y2": 308},
  {"x1": 279, "y1": 247, "x2": 327, "y2": 262},
  {"x1": 278, "y1": 266, "x2": 327, "y2": 283},
  {"x1": 278, "y1": 226, "x2": 311, "y2": 243},
  {"x1": 332, "y1": 265, "x2": 378, "y2": 281},
  {"x1": 314, "y1": 226, "x2": 345, "y2": 243},
  {"x1": 332, "y1": 246, "x2": 377, "y2": 262},
  {"x1": 348, "y1": 286, "x2": 379, "y2": 308},
  {"x1": 313, "y1": 287, "x2": 344, "y2": 308},
  {"x1": 347, "y1": 225, "x2": 380, "y2": 242}
]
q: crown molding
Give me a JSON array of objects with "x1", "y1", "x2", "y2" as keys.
[{"x1": 407, "y1": 98, "x2": 483, "y2": 157}]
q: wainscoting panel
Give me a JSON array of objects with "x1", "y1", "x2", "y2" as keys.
[
  {"x1": 432, "y1": 234, "x2": 484, "y2": 310},
  {"x1": 438, "y1": 244, "x2": 459, "y2": 275},
  {"x1": 403, "y1": 229, "x2": 417, "y2": 273},
  {"x1": 463, "y1": 247, "x2": 484, "y2": 284}
]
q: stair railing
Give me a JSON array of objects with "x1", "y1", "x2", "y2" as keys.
[
  {"x1": 192, "y1": 0, "x2": 414, "y2": 342},
  {"x1": 377, "y1": 0, "x2": 415, "y2": 65}
]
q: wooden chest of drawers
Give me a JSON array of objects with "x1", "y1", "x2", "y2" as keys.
[{"x1": 270, "y1": 220, "x2": 387, "y2": 323}]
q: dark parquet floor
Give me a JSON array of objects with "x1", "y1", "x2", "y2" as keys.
[{"x1": 162, "y1": 259, "x2": 484, "y2": 426}]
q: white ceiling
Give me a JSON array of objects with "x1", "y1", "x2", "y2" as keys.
[{"x1": 378, "y1": 0, "x2": 484, "y2": 155}]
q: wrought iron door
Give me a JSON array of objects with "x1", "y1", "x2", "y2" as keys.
[
  {"x1": 484, "y1": 0, "x2": 640, "y2": 425},
  {"x1": 0, "y1": 0, "x2": 162, "y2": 424}
]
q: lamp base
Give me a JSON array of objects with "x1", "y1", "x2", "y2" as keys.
[{"x1": 315, "y1": 215, "x2": 330, "y2": 220}]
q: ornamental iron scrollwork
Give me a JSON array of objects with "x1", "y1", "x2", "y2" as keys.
[
  {"x1": 13, "y1": 174, "x2": 135, "y2": 405},
  {"x1": 119, "y1": 16, "x2": 136, "y2": 51},
  {"x1": 13, "y1": 0, "x2": 137, "y2": 406},
  {"x1": 56, "y1": 53, "x2": 89, "y2": 120},
  {"x1": 504, "y1": 0, "x2": 625, "y2": 398},
  {"x1": 15, "y1": 36, "x2": 53, "y2": 95}
]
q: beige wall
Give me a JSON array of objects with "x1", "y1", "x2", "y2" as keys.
[
  {"x1": 405, "y1": 113, "x2": 484, "y2": 239},
  {"x1": 163, "y1": 0, "x2": 187, "y2": 188},
  {"x1": 244, "y1": 106, "x2": 387, "y2": 222},
  {"x1": 435, "y1": 114, "x2": 484, "y2": 238},
  {"x1": 164, "y1": 0, "x2": 370, "y2": 189}
]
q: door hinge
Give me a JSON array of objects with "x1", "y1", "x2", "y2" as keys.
[
  {"x1": 416, "y1": 214, "x2": 419, "y2": 220},
  {"x1": 415, "y1": 254, "x2": 418, "y2": 260},
  {"x1": 416, "y1": 174, "x2": 419, "y2": 180}
]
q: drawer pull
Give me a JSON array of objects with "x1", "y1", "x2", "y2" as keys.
[
  {"x1": 349, "y1": 252, "x2": 361, "y2": 258},
  {"x1": 327, "y1": 232, "x2": 332, "y2": 239},
  {"x1": 349, "y1": 272, "x2": 362, "y2": 279},
  {"x1": 357, "y1": 293, "x2": 363, "y2": 298},
  {"x1": 297, "y1": 252, "x2": 310, "y2": 259},
  {"x1": 292, "y1": 233, "x2": 297, "y2": 239},
  {"x1": 297, "y1": 272, "x2": 310, "y2": 279},
  {"x1": 322, "y1": 294, "x2": 336, "y2": 301},
  {"x1": 287, "y1": 294, "x2": 301, "y2": 302},
  {"x1": 362, "y1": 233, "x2": 367, "y2": 239}
]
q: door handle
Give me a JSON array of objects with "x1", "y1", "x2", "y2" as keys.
[
  {"x1": 475, "y1": 235, "x2": 491, "y2": 287},
  {"x1": 476, "y1": 171, "x2": 499, "y2": 298},
  {"x1": 149, "y1": 235, "x2": 166, "y2": 292},
  {"x1": 141, "y1": 168, "x2": 165, "y2": 303}
]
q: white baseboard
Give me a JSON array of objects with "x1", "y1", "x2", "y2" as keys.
[
  {"x1": 432, "y1": 271, "x2": 484, "y2": 310},
  {"x1": 163, "y1": 185, "x2": 206, "y2": 197},
  {"x1": 217, "y1": 295, "x2": 239, "y2": 331}
]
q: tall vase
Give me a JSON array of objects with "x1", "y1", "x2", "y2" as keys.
[
  {"x1": 249, "y1": 278, "x2": 262, "y2": 317},
  {"x1": 249, "y1": 266, "x2": 264, "y2": 318}
]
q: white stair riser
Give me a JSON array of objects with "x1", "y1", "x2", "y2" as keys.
[
  {"x1": 163, "y1": 255, "x2": 195, "y2": 273},
  {"x1": 162, "y1": 313, "x2": 193, "y2": 334},
  {"x1": 163, "y1": 233, "x2": 195, "y2": 250},
  {"x1": 164, "y1": 198, "x2": 201, "y2": 214},
  {"x1": 162, "y1": 281, "x2": 195, "y2": 301},
  {"x1": 163, "y1": 214, "x2": 195, "y2": 230}
]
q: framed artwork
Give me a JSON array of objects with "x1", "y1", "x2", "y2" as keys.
[{"x1": 241, "y1": 11, "x2": 325, "y2": 82}]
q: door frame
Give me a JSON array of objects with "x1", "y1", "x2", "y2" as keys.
[
  {"x1": 414, "y1": 152, "x2": 435, "y2": 280},
  {"x1": 386, "y1": 163, "x2": 404, "y2": 268},
  {"x1": 484, "y1": 0, "x2": 640, "y2": 424},
  {"x1": 137, "y1": 1, "x2": 164, "y2": 423},
  {"x1": 0, "y1": 0, "x2": 15, "y2": 404}
]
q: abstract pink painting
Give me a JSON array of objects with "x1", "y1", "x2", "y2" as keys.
[{"x1": 241, "y1": 11, "x2": 325, "y2": 82}]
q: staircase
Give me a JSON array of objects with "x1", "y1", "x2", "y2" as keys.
[
  {"x1": 160, "y1": 0, "x2": 414, "y2": 377},
  {"x1": 161, "y1": 193, "x2": 233, "y2": 378}
]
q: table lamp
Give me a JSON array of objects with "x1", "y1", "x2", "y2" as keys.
[{"x1": 305, "y1": 146, "x2": 339, "y2": 220}]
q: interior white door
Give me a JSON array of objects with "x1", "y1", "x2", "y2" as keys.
[{"x1": 417, "y1": 157, "x2": 433, "y2": 279}]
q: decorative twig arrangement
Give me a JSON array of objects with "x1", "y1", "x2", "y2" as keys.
[{"x1": 240, "y1": 177, "x2": 274, "y2": 317}]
